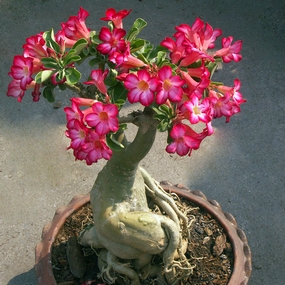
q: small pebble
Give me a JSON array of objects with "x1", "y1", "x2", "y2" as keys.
[{"x1": 53, "y1": 100, "x2": 62, "y2": 109}]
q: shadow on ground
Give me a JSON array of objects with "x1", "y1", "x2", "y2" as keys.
[{"x1": 7, "y1": 268, "x2": 36, "y2": 285}]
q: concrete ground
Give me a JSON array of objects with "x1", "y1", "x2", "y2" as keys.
[{"x1": 0, "y1": 0, "x2": 284, "y2": 284}]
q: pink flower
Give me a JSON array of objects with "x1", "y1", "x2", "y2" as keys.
[
  {"x1": 23, "y1": 32, "x2": 48, "y2": 59},
  {"x1": 160, "y1": 34, "x2": 186, "y2": 65},
  {"x1": 180, "y1": 70, "x2": 210, "y2": 99},
  {"x1": 83, "y1": 131, "x2": 112, "y2": 165},
  {"x1": 64, "y1": 98, "x2": 85, "y2": 129},
  {"x1": 66, "y1": 119, "x2": 89, "y2": 149},
  {"x1": 97, "y1": 27, "x2": 126, "y2": 56},
  {"x1": 100, "y1": 8, "x2": 132, "y2": 29},
  {"x1": 156, "y1": 65, "x2": 185, "y2": 104},
  {"x1": 186, "y1": 62, "x2": 210, "y2": 79},
  {"x1": 214, "y1": 36, "x2": 242, "y2": 63},
  {"x1": 71, "y1": 131, "x2": 113, "y2": 165},
  {"x1": 60, "y1": 7, "x2": 90, "y2": 48},
  {"x1": 179, "y1": 45, "x2": 214, "y2": 67},
  {"x1": 124, "y1": 70, "x2": 158, "y2": 106},
  {"x1": 175, "y1": 19, "x2": 222, "y2": 52},
  {"x1": 6, "y1": 79, "x2": 26, "y2": 102},
  {"x1": 198, "y1": 22, "x2": 222, "y2": 51},
  {"x1": 85, "y1": 102, "x2": 119, "y2": 135},
  {"x1": 8, "y1": 55, "x2": 34, "y2": 90},
  {"x1": 183, "y1": 95, "x2": 212, "y2": 124},
  {"x1": 209, "y1": 92, "x2": 233, "y2": 119},
  {"x1": 109, "y1": 42, "x2": 146, "y2": 71},
  {"x1": 7, "y1": 79, "x2": 40, "y2": 102},
  {"x1": 22, "y1": 33, "x2": 48, "y2": 73},
  {"x1": 174, "y1": 20, "x2": 204, "y2": 48},
  {"x1": 84, "y1": 69, "x2": 109, "y2": 95},
  {"x1": 166, "y1": 124, "x2": 204, "y2": 156},
  {"x1": 232, "y1": 79, "x2": 246, "y2": 104}
]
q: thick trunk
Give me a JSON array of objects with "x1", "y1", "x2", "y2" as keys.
[
  {"x1": 91, "y1": 107, "x2": 158, "y2": 212},
  {"x1": 90, "y1": 107, "x2": 163, "y2": 256},
  {"x1": 79, "y1": 108, "x2": 191, "y2": 284}
]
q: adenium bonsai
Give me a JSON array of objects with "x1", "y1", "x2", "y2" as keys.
[{"x1": 7, "y1": 7, "x2": 245, "y2": 285}]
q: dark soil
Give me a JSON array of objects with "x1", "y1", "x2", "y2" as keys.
[{"x1": 52, "y1": 197, "x2": 233, "y2": 285}]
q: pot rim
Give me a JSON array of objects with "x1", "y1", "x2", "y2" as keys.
[{"x1": 35, "y1": 183, "x2": 252, "y2": 285}]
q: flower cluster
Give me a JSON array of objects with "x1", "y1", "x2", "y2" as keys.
[
  {"x1": 7, "y1": 7, "x2": 91, "y2": 102},
  {"x1": 64, "y1": 97, "x2": 119, "y2": 165},
  {"x1": 7, "y1": 7, "x2": 245, "y2": 164}
]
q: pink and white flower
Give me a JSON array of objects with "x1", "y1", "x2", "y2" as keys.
[
  {"x1": 124, "y1": 70, "x2": 158, "y2": 106},
  {"x1": 64, "y1": 98, "x2": 85, "y2": 129},
  {"x1": 23, "y1": 32, "x2": 48, "y2": 59},
  {"x1": 6, "y1": 79, "x2": 26, "y2": 102},
  {"x1": 97, "y1": 27, "x2": 126, "y2": 56},
  {"x1": 8, "y1": 55, "x2": 34, "y2": 90},
  {"x1": 183, "y1": 95, "x2": 212, "y2": 124},
  {"x1": 209, "y1": 92, "x2": 233, "y2": 119},
  {"x1": 166, "y1": 123, "x2": 205, "y2": 156},
  {"x1": 82, "y1": 131, "x2": 112, "y2": 165},
  {"x1": 66, "y1": 119, "x2": 89, "y2": 149},
  {"x1": 85, "y1": 102, "x2": 119, "y2": 135},
  {"x1": 156, "y1": 65, "x2": 185, "y2": 104}
]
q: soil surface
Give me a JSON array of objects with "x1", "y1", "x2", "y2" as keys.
[{"x1": 52, "y1": 197, "x2": 233, "y2": 285}]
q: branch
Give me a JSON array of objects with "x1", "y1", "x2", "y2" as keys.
[{"x1": 64, "y1": 82, "x2": 97, "y2": 99}]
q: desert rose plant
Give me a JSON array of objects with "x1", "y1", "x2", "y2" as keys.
[{"x1": 7, "y1": 7, "x2": 245, "y2": 285}]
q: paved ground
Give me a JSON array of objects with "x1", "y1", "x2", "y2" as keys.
[{"x1": 0, "y1": 0, "x2": 284, "y2": 284}]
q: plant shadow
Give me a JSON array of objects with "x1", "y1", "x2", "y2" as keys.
[{"x1": 7, "y1": 268, "x2": 36, "y2": 285}]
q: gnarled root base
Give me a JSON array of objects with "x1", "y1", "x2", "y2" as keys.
[{"x1": 78, "y1": 168, "x2": 194, "y2": 285}]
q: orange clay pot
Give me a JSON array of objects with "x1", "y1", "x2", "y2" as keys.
[{"x1": 35, "y1": 182, "x2": 252, "y2": 285}]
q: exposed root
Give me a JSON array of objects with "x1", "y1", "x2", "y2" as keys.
[
  {"x1": 140, "y1": 167, "x2": 194, "y2": 284},
  {"x1": 98, "y1": 249, "x2": 140, "y2": 285},
  {"x1": 140, "y1": 167, "x2": 189, "y2": 239}
]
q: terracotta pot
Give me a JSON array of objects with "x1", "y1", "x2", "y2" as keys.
[{"x1": 35, "y1": 182, "x2": 252, "y2": 285}]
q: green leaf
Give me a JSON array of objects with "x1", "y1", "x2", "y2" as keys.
[
  {"x1": 89, "y1": 46, "x2": 98, "y2": 55},
  {"x1": 41, "y1": 57, "x2": 59, "y2": 69},
  {"x1": 137, "y1": 53, "x2": 148, "y2": 64},
  {"x1": 63, "y1": 51, "x2": 82, "y2": 66},
  {"x1": 91, "y1": 34, "x2": 100, "y2": 44},
  {"x1": 130, "y1": 39, "x2": 146, "y2": 53},
  {"x1": 35, "y1": 70, "x2": 55, "y2": 84},
  {"x1": 65, "y1": 68, "x2": 81, "y2": 85},
  {"x1": 106, "y1": 134, "x2": 125, "y2": 151},
  {"x1": 43, "y1": 86, "x2": 55, "y2": 102},
  {"x1": 160, "y1": 104, "x2": 171, "y2": 114},
  {"x1": 89, "y1": 56, "x2": 104, "y2": 67},
  {"x1": 43, "y1": 29, "x2": 60, "y2": 54},
  {"x1": 206, "y1": 61, "x2": 218, "y2": 78},
  {"x1": 58, "y1": 84, "x2": 66, "y2": 91},
  {"x1": 156, "y1": 51, "x2": 167, "y2": 66},
  {"x1": 119, "y1": 123, "x2": 128, "y2": 131},
  {"x1": 57, "y1": 69, "x2": 65, "y2": 82},
  {"x1": 153, "y1": 106, "x2": 162, "y2": 113},
  {"x1": 126, "y1": 18, "x2": 147, "y2": 42},
  {"x1": 72, "y1": 38, "x2": 88, "y2": 54},
  {"x1": 82, "y1": 46, "x2": 90, "y2": 56},
  {"x1": 154, "y1": 113, "x2": 166, "y2": 121},
  {"x1": 157, "y1": 119, "x2": 169, "y2": 132},
  {"x1": 104, "y1": 69, "x2": 118, "y2": 87},
  {"x1": 109, "y1": 82, "x2": 128, "y2": 105}
]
